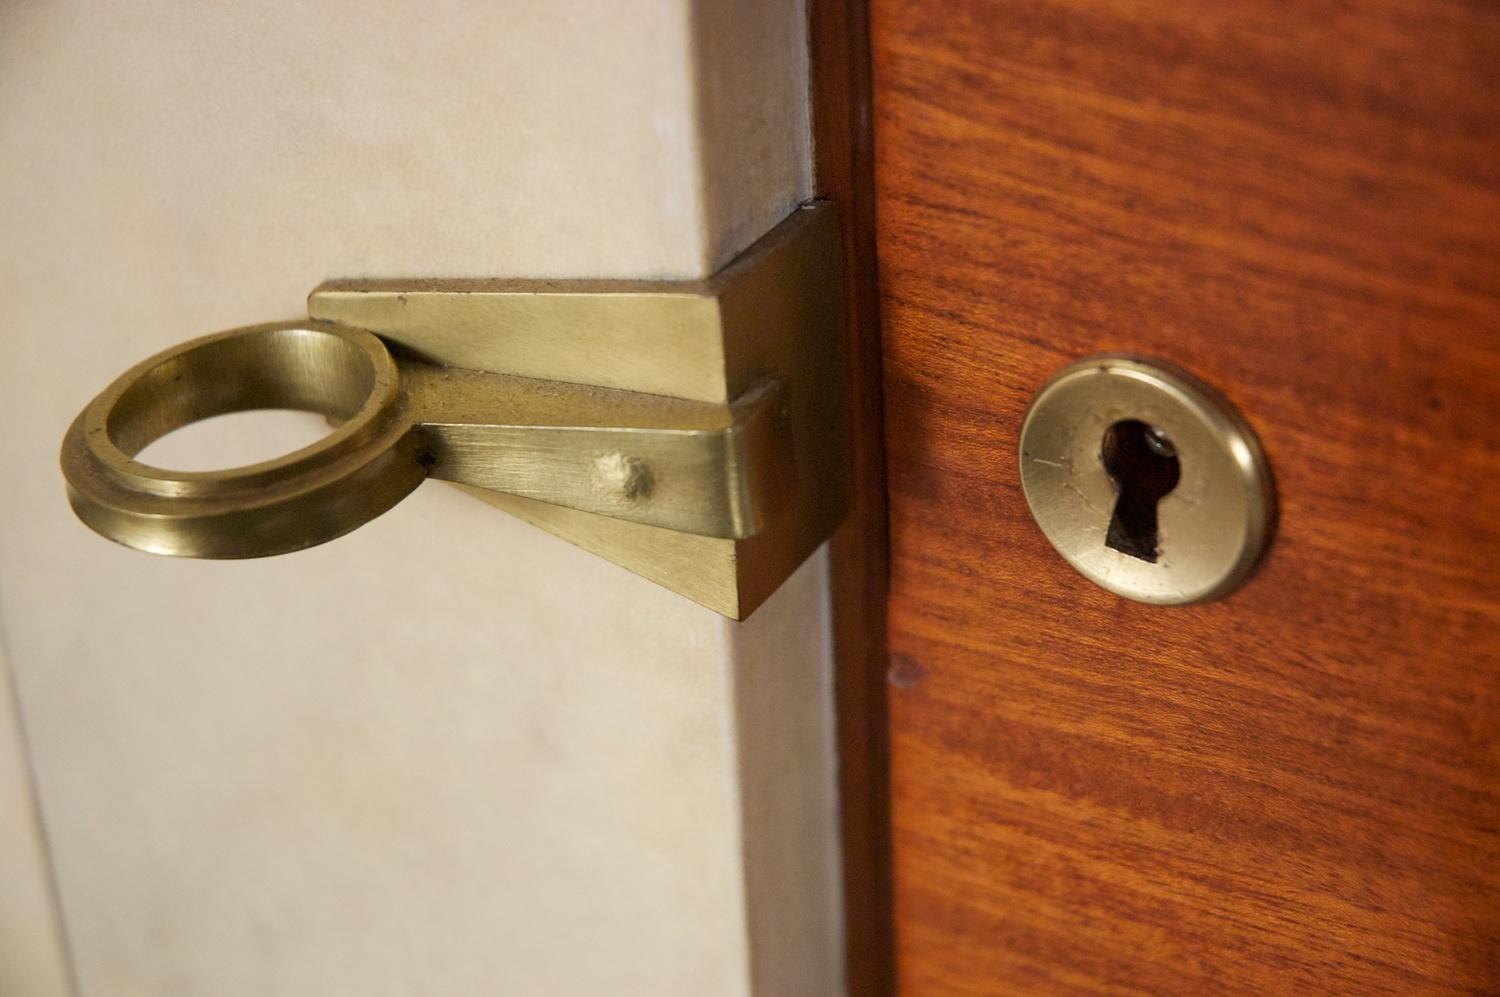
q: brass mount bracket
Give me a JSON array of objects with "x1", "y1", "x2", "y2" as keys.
[{"x1": 61, "y1": 202, "x2": 849, "y2": 619}]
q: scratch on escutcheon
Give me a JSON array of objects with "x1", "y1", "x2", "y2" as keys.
[{"x1": 1063, "y1": 478, "x2": 1104, "y2": 517}]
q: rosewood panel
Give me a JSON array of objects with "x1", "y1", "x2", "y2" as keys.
[{"x1": 872, "y1": 0, "x2": 1500, "y2": 991}]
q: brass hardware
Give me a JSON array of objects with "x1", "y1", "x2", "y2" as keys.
[
  {"x1": 61, "y1": 202, "x2": 848, "y2": 619},
  {"x1": 1018, "y1": 355, "x2": 1273, "y2": 605}
]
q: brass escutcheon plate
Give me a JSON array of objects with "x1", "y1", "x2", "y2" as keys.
[{"x1": 1018, "y1": 355, "x2": 1274, "y2": 605}]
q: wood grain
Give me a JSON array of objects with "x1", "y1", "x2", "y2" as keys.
[
  {"x1": 810, "y1": 0, "x2": 896, "y2": 992},
  {"x1": 870, "y1": 0, "x2": 1500, "y2": 992}
]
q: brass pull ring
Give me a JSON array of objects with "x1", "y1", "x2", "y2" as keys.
[
  {"x1": 61, "y1": 319, "x2": 799, "y2": 560},
  {"x1": 55, "y1": 205, "x2": 843, "y2": 617},
  {"x1": 60, "y1": 321, "x2": 427, "y2": 558}
]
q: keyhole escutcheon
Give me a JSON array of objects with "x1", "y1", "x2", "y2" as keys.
[
  {"x1": 1101, "y1": 419, "x2": 1180, "y2": 562},
  {"x1": 1019, "y1": 354, "x2": 1273, "y2": 604}
]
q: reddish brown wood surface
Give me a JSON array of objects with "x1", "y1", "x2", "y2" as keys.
[
  {"x1": 871, "y1": 0, "x2": 1500, "y2": 992},
  {"x1": 811, "y1": 1, "x2": 895, "y2": 992}
]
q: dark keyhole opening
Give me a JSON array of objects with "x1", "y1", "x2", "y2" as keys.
[{"x1": 1101, "y1": 419, "x2": 1181, "y2": 563}]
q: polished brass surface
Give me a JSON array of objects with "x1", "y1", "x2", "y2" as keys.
[
  {"x1": 61, "y1": 202, "x2": 847, "y2": 618},
  {"x1": 1018, "y1": 355, "x2": 1273, "y2": 605},
  {"x1": 406, "y1": 366, "x2": 795, "y2": 539},
  {"x1": 61, "y1": 322, "x2": 425, "y2": 558},
  {"x1": 312, "y1": 201, "x2": 848, "y2": 617}
]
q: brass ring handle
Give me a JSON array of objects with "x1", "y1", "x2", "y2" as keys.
[
  {"x1": 56, "y1": 206, "x2": 845, "y2": 617},
  {"x1": 60, "y1": 321, "x2": 427, "y2": 558},
  {"x1": 60, "y1": 320, "x2": 797, "y2": 559}
]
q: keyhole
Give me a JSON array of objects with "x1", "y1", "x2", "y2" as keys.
[{"x1": 1101, "y1": 419, "x2": 1180, "y2": 563}]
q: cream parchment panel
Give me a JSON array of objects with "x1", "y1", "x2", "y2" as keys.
[
  {"x1": 0, "y1": 2, "x2": 841, "y2": 995},
  {"x1": 0, "y1": 644, "x2": 71, "y2": 996}
]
